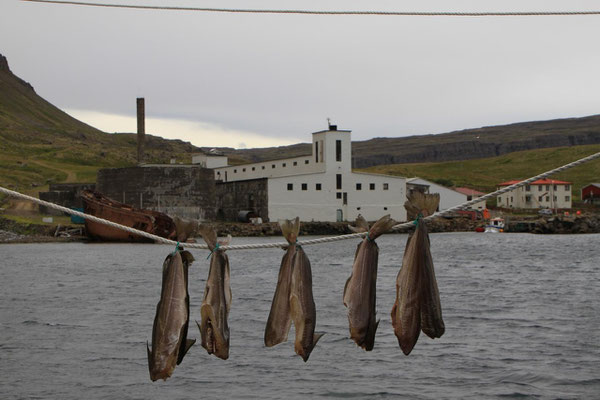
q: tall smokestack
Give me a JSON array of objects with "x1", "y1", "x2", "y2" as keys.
[{"x1": 136, "y1": 97, "x2": 145, "y2": 164}]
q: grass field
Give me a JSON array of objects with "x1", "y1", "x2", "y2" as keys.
[{"x1": 361, "y1": 144, "x2": 600, "y2": 201}]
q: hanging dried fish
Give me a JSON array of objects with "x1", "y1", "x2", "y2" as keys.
[
  {"x1": 288, "y1": 219, "x2": 324, "y2": 362},
  {"x1": 391, "y1": 192, "x2": 444, "y2": 355},
  {"x1": 343, "y1": 214, "x2": 396, "y2": 350},
  {"x1": 147, "y1": 248, "x2": 195, "y2": 381},
  {"x1": 264, "y1": 218, "x2": 299, "y2": 347},
  {"x1": 197, "y1": 225, "x2": 232, "y2": 360}
]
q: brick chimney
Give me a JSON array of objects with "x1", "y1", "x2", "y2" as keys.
[{"x1": 136, "y1": 97, "x2": 145, "y2": 164}]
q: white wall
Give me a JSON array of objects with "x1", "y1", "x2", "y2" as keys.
[
  {"x1": 267, "y1": 171, "x2": 406, "y2": 222},
  {"x1": 192, "y1": 154, "x2": 228, "y2": 168}
]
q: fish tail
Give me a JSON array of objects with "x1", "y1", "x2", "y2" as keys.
[
  {"x1": 405, "y1": 191, "x2": 440, "y2": 220},
  {"x1": 368, "y1": 214, "x2": 397, "y2": 239},
  {"x1": 279, "y1": 217, "x2": 300, "y2": 244},
  {"x1": 348, "y1": 214, "x2": 369, "y2": 233},
  {"x1": 198, "y1": 224, "x2": 218, "y2": 250}
]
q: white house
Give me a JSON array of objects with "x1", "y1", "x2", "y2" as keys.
[
  {"x1": 195, "y1": 125, "x2": 407, "y2": 222},
  {"x1": 406, "y1": 178, "x2": 486, "y2": 211},
  {"x1": 192, "y1": 149, "x2": 228, "y2": 168},
  {"x1": 497, "y1": 179, "x2": 572, "y2": 209}
]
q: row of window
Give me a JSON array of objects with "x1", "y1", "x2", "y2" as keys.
[
  {"x1": 499, "y1": 195, "x2": 571, "y2": 203},
  {"x1": 524, "y1": 184, "x2": 570, "y2": 192},
  {"x1": 286, "y1": 182, "x2": 390, "y2": 191},
  {"x1": 288, "y1": 183, "x2": 320, "y2": 191},
  {"x1": 218, "y1": 159, "x2": 311, "y2": 176}
]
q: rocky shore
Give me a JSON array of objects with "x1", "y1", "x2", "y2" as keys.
[{"x1": 2, "y1": 213, "x2": 599, "y2": 244}]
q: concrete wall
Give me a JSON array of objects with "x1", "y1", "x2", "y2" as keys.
[
  {"x1": 38, "y1": 183, "x2": 96, "y2": 215},
  {"x1": 216, "y1": 178, "x2": 269, "y2": 222},
  {"x1": 96, "y1": 166, "x2": 216, "y2": 220}
]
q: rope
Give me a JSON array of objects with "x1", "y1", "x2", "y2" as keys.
[
  {"x1": 1, "y1": 150, "x2": 599, "y2": 250},
  {"x1": 20, "y1": 1, "x2": 600, "y2": 17}
]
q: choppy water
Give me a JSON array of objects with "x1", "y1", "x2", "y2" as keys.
[{"x1": 1, "y1": 233, "x2": 599, "y2": 399}]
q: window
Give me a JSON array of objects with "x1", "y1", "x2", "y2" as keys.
[
  {"x1": 510, "y1": 196, "x2": 513, "y2": 202},
  {"x1": 467, "y1": 195, "x2": 472, "y2": 201},
  {"x1": 525, "y1": 185, "x2": 531, "y2": 191},
  {"x1": 234, "y1": 169, "x2": 237, "y2": 173},
  {"x1": 553, "y1": 196, "x2": 557, "y2": 201},
  {"x1": 538, "y1": 185, "x2": 543, "y2": 192},
  {"x1": 525, "y1": 195, "x2": 532, "y2": 202},
  {"x1": 538, "y1": 196, "x2": 543, "y2": 202},
  {"x1": 383, "y1": 183, "x2": 389, "y2": 190},
  {"x1": 546, "y1": 196, "x2": 550, "y2": 202},
  {"x1": 316, "y1": 183, "x2": 322, "y2": 190},
  {"x1": 370, "y1": 183, "x2": 375, "y2": 190},
  {"x1": 272, "y1": 164, "x2": 276, "y2": 169},
  {"x1": 283, "y1": 163, "x2": 286, "y2": 167},
  {"x1": 293, "y1": 161, "x2": 298, "y2": 166},
  {"x1": 336, "y1": 192, "x2": 342, "y2": 199},
  {"x1": 336, "y1": 174, "x2": 342, "y2": 190},
  {"x1": 336, "y1": 140, "x2": 342, "y2": 162},
  {"x1": 242, "y1": 168, "x2": 246, "y2": 172},
  {"x1": 305, "y1": 160, "x2": 309, "y2": 164},
  {"x1": 565, "y1": 196, "x2": 571, "y2": 201},
  {"x1": 301, "y1": 183, "x2": 307, "y2": 191},
  {"x1": 343, "y1": 192, "x2": 347, "y2": 205},
  {"x1": 262, "y1": 166, "x2": 265, "y2": 170},
  {"x1": 553, "y1": 185, "x2": 557, "y2": 191},
  {"x1": 546, "y1": 185, "x2": 550, "y2": 191},
  {"x1": 252, "y1": 167, "x2": 255, "y2": 171},
  {"x1": 356, "y1": 183, "x2": 362, "y2": 190},
  {"x1": 565, "y1": 184, "x2": 570, "y2": 190},
  {"x1": 498, "y1": 196, "x2": 502, "y2": 203},
  {"x1": 315, "y1": 141, "x2": 319, "y2": 163},
  {"x1": 287, "y1": 183, "x2": 293, "y2": 191},
  {"x1": 383, "y1": 207, "x2": 388, "y2": 210}
]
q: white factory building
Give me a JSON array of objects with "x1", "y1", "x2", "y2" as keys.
[{"x1": 193, "y1": 126, "x2": 407, "y2": 222}]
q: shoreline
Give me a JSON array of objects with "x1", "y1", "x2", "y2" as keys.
[{"x1": 2, "y1": 214, "x2": 599, "y2": 244}]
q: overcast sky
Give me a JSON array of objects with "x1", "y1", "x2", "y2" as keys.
[{"x1": 2, "y1": 0, "x2": 600, "y2": 148}]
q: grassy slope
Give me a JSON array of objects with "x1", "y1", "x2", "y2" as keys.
[
  {"x1": 361, "y1": 144, "x2": 600, "y2": 201},
  {"x1": 0, "y1": 62, "x2": 202, "y2": 195}
]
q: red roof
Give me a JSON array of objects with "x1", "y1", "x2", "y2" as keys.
[
  {"x1": 498, "y1": 178, "x2": 571, "y2": 186},
  {"x1": 455, "y1": 187, "x2": 486, "y2": 196}
]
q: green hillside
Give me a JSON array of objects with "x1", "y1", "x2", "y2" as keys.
[
  {"x1": 0, "y1": 54, "x2": 201, "y2": 194},
  {"x1": 361, "y1": 144, "x2": 600, "y2": 201}
]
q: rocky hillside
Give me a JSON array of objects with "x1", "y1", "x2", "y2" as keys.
[{"x1": 214, "y1": 115, "x2": 600, "y2": 168}]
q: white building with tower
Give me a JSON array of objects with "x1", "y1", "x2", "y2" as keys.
[{"x1": 194, "y1": 124, "x2": 408, "y2": 222}]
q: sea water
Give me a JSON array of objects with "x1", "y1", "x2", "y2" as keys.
[{"x1": 1, "y1": 233, "x2": 599, "y2": 399}]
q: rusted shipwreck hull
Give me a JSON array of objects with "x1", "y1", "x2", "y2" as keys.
[{"x1": 80, "y1": 190, "x2": 177, "y2": 242}]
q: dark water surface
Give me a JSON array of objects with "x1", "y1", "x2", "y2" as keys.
[{"x1": 1, "y1": 233, "x2": 599, "y2": 399}]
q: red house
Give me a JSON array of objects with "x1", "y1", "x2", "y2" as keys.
[{"x1": 582, "y1": 183, "x2": 600, "y2": 205}]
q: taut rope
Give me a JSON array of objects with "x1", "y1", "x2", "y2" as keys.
[{"x1": 1, "y1": 151, "x2": 599, "y2": 250}]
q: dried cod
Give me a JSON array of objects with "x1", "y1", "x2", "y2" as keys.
[
  {"x1": 264, "y1": 218, "x2": 299, "y2": 347},
  {"x1": 197, "y1": 225, "x2": 232, "y2": 360},
  {"x1": 147, "y1": 248, "x2": 196, "y2": 381},
  {"x1": 391, "y1": 192, "x2": 445, "y2": 355},
  {"x1": 343, "y1": 214, "x2": 396, "y2": 350}
]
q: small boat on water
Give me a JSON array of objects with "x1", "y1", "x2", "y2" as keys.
[
  {"x1": 80, "y1": 190, "x2": 177, "y2": 242},
  {"x1": 484, "y1": 217, "x2": 505, "y2": 233}
]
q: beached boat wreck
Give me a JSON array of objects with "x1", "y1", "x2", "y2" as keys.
[{"x1": 80, "y1": 190, "x2": 177, "y2": 242}]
